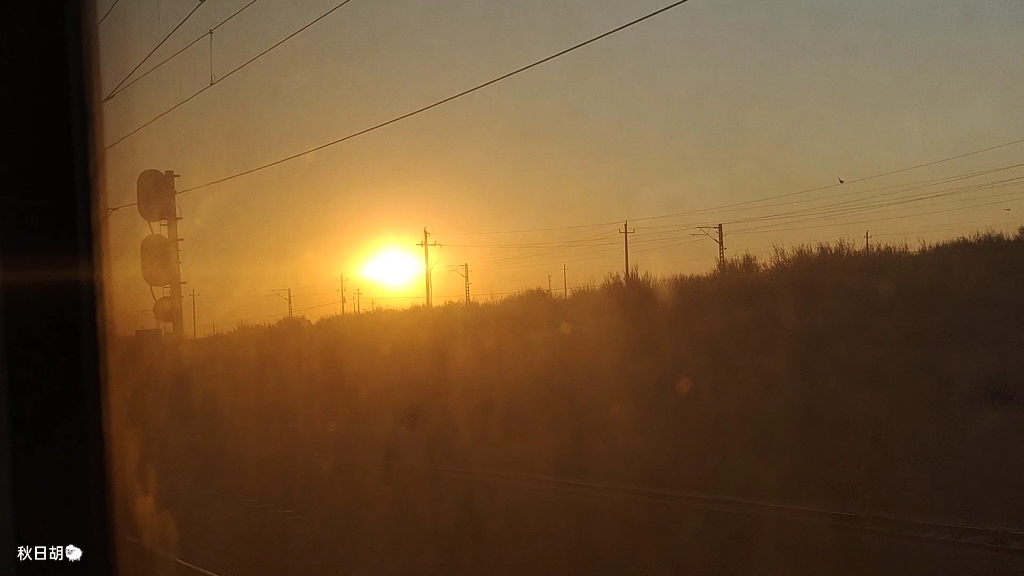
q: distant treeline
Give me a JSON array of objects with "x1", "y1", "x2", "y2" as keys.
[{"x1": 109, "y1": 228, "x2": 1024, "y2": 575}]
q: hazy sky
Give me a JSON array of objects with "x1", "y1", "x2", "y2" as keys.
[{"x1": 98, "y1": 0, "x2": 1024, "y2": 333}]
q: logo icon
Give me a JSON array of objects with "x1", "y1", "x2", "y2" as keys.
[{"x1": 65, "y1": 545, "x2": 82, "y2": 562}]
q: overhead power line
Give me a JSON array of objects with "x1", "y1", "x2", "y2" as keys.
[
  {"x1": 727, "y1": 178, "x2": 1024, "y2": 235},
  {"x1": 104, "y1": 0, "x2": 207, "y2": 100},
  {"x1": 436, "y1": 222, "x2": 618, "y2": 235},
  {"x1": 165, "y1": 0, "x2": 697, "y2": 192},
  {"x1": 717, "y1": 172, "x2": 1024, "y2": 229},
  {"x1": 104, "y1": 0, "x2": 262, "y2": 102},
  {"x1": 98, "y1": 0, "x2": 120, "y2": 26},
  {"x1": 631, "y1": 138, "x2": 1024, "y2": 223},
  {"x1": 872, "y1": 217, "x2": 1022, "y2": 238},
  {"x1": 105, "y1": 0, "x2": 357, "y2": 148},
  {"x1": 427, "y1": 149, "x2": 1024, "y2": 237},
  {"x1": 729, "y1": 196, "x2": 1024, "y2": 237},
  {"x1": 465, "y1": 172, "x2": 1024, "y2": 272},
  {"x1": 638, "y1": 163, "x2": 1024, "y2": 232},
  {"x1": 450, "y1": 164, "x2": 1024, "y2": 268}
]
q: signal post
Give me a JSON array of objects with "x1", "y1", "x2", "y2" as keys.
[{"x1": 137, "y1": 169, "x2": 184, "y2": 336}]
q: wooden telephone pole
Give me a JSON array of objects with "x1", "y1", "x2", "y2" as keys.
[{"x1": 619, "y1": 220, "x2": 635, "y2": 278}]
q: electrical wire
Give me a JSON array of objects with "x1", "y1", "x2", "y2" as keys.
[
  {"x1": 98, "y1": 0, "x2": 120, "y2": 26},
  {"x1": 630, "y1": 138, "x2": 1024, "y2": 223},
  {"x1": 104, "y1": 0, "x2": 207, "y2": 99},
  {"x1": 727, "y1": 179, "x2": 1024, "y2": 235},
  {"x1": 106, "y1": 0, "x2": 358, "y2": 149},
  {"x1": 161, "y1": 0, "x2": 697, "y2": 190},
  {"x1": 104, "y1": 0, "x2": 262, "y2": 102}
]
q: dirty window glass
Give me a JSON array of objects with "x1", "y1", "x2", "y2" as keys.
[{"x1": 96, "y1": 1, "x2": 1024, "y2": 574}]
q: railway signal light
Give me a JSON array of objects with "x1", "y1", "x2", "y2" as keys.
[{"x1": 136, "y1": 169, "x2": 184, "y2": 336}]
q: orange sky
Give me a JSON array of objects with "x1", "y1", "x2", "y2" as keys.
[{"x1": 97, "y1": 0, "x2": 1024, "y2": 333}]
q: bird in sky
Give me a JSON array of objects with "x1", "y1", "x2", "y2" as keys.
[
  {"x1": 838, "y1": 177, "x2": 845, "y2": 184},
  {"x1": 1004, "y1": 208, "x2": 1012, "y2": 212}
]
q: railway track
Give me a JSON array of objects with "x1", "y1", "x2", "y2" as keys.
[{"x1": 152, "y1": 438, "x2": 1024, "y2": 558}]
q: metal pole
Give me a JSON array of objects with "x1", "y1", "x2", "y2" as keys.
[
  {"x1": 165, "y1": 170, "x2": 184, "y2": 336},
  {"x1": 423, "y1": 228, "x2": 431, "y2": 307},
  {"x1": 717, "y1": 223, "x2": 725, "y2": 269}
]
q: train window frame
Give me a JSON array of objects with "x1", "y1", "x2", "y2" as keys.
[{"x1": 0, "y1": 1, "x2": 115, "y2": 575}]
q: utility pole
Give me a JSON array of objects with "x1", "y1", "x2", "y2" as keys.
[
  {"x1": 692, "y1": 224, "x2": 726, "y2": 270},
  {"x1": 718, "y1": 223, "x2": 725, "y2": 268},
  {"x1": 338, "y1": 275, "x2": 346, "y2": 315},
  {"x1": 865, "y1": 230, "x2": 871, "y2": 254},
  {"x1": 161, "y1": 170, "x2": 185, "y2": 337},
  {"x1": 272, "y1": 288, "x2": 293, "y2": 318},
  {"x1": 448, "y1": 263, "x2": 470, "y2": 305},
  {"x1": 191, "y1": 288, "x2": 198, "y2": 339},
  {"x1": 619, "y1": 220, "x2": 635, "y2": 278},
  {"x1": 562, "y1": 264, "x2": 567, "y2": 298},
  {"x1": 354, "y1": 289, "x2": 362, "y2": 314},
  {"x1": 417, "y1": 227, "x2": 440, "y2": 308}
]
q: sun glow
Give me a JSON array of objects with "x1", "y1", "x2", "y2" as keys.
[{"x1": 360, "y1": 247, "x2": 422, "y2": 289}]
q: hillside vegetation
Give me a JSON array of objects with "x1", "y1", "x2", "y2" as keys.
[{"x1": 109, "y1": 229, "x2": 1024, "y2": 575}]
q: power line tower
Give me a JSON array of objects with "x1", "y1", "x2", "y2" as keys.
[
  {"x1": 271, "y1": 288, "x2": 293, "y2": 317},
  {"x1": 137, "y1": 169, "x2": 185, "y2": 336},
  {"x1": 619, "y1": 220, "x2": 635, "y2": 278},
  {"x1": 417, "y1": 227, "x2": 440, "y2": 307},
  {"x1": 338, "y1": 275, "x2": 347, "y2": 314},
  {"x1": 448, "y1": 263, "x2": 470, "y2": 305},
  {"x1": 693, "y1": 223, "x2": 726, "y2": 270}
]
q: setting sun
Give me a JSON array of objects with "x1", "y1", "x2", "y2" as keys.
[{"x1": 360, "y1": 248, "x2": 422, "y2": 289}]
